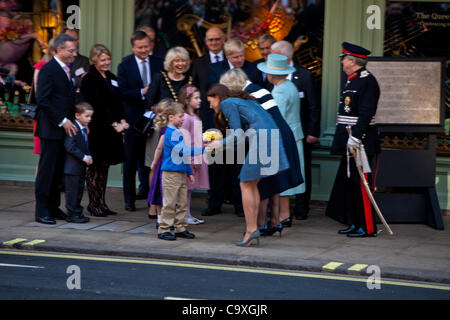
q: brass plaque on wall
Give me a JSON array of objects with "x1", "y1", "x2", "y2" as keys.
[{"x1": 367, "y1": 59, "x2": 443, "y2": 126}]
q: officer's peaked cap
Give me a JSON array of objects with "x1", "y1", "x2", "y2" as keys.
[{"x1": 340, "y1": 42, "x2": 371, "y2": 59}]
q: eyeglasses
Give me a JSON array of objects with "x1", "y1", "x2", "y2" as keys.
[{"x1": 207, "y1": 37, "x2": 223, "y2": 42}]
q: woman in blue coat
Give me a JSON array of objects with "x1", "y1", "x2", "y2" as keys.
[
  {"x1": 219, "y1": 68, "x2": 303, "y2": 237},
  {"x1": 206, "y1": 84, "x2": 289, "y2": 247}
]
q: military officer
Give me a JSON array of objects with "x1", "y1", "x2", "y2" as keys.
[{"x1": 325, "y1": 42, "x2": 381, "y2": 237}]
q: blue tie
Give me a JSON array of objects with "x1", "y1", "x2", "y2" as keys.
[{"x1": 81, "y1": 128, "x2": 89, "y2": 150}]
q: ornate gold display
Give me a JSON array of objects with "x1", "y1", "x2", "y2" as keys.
[
  {"x1": 176, "y1": 0, "x2": 294, "y2": 62},
  {"x1": 176, "y1": 14, "x2": 231, "y2": 58},
  {"x1": 233, "y1": 0, "x2": 295, "y2": 62}
]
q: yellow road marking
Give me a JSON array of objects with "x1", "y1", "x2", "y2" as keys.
[
  {"x1": 0, "y1": 250, "x2": 449, "y2": 291},
  {"x1": 348, "y1": 264, "x2": 369, "y2": 274},
  {"x1": 21, "y1": 240, "x2": 46, "y2": 248},
  {"x1": 322, "y1": 261, "x2": 343, "y2": 272},
  {"x1": 2, "y1": 238, "x2": 27, "y2": 248}
]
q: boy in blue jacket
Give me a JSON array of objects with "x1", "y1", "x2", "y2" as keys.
[{"x1": 158, "y1": 102, "x2": 205, "y2": 241}]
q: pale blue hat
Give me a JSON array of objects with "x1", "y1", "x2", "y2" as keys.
[{"x1": 257, "y1": 53, "x2": 296, "y2": 75}]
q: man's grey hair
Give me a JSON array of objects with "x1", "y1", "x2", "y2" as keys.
[
  {"x1": 54, "y1": 33, "x2": 76, "y2": 50},
  {"x1": 271, "y1": 40, "x2": 294, "y2": 60},
  {"x1": 347, "y1": 55, "x2": 368, "y2": 67},
  {"x1": 258, "y1": 34, "x2": 276, "y2": 46}
]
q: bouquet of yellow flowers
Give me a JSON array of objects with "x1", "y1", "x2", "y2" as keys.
[
  {"x1": 203, "y1": 128, "x2": 223, "y2": 143},
  {"x1": 203, "y1": 129, "x2": 223, "y2": 156}
]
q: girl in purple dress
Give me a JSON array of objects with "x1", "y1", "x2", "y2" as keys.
[
  {"x1": 148, "y1": 99, "x2": 173, "y2": 226},
  {"x1": 179, "y1": 85, "x2": 210, "y2": 225}
]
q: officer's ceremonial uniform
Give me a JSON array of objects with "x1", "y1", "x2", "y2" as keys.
[{"x1": 325, "y1": 42, "x2": 381, "y2": 237}]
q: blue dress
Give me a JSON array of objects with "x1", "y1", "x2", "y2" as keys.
[{"x1": 220, "y1": 97, "x2": 289, "y2": 182}]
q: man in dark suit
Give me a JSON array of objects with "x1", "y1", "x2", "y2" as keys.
[
  {"x1": 271, "y1": 40, "x2": 321, "y2": 221},
  {"x1": 63, "y1": 28, "x2": 90, "y2": 104},
  {"x1": 191, "y1": 26, "x2": 226, "y2": 131},
  {"x1": 117, "y1": 31, "x2": 164, "y2": 211},
  {"x1": 35, "y1": 33, "x2": 79, "y2": 224},
  {"x1": 208, "y1": 39, "x2": 264, "y2": 88}
]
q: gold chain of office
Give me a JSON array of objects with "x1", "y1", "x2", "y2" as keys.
[{"x1": 160, "y1": 71, "x2": 192, "y2": 102}]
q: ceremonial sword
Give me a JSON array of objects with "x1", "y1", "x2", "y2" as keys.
[{"x1": 351, "y1": 149, "x2": 394, "y2": 236}]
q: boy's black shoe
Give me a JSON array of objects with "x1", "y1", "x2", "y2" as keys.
[
  {"x1": 175, "y1": 230, "x2": 195, "y2": 239},
  {"x1": 35, "y1": 216, "x2": 56, "y2": 225},
  {"x1": 158, "y1": 232, "x2": 176, "y2": 241},
  {"x1": 66, "y1": 214, "x2": 90, "y2": 223}
]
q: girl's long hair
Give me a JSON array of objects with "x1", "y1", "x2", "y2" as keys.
[{"x1": 178, "y1": 84, "x2": 200, "y2": 117}]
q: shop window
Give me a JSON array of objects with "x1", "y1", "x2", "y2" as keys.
[
  {"x1": 134, "y1": 0, "x2": 324, "y2": 88},
  {"x1": 0, "y1": 0, "x2": 79, "y2": 132},
  {"x1": 384, "y1": 1, "x2": 450, "y2": 156}
]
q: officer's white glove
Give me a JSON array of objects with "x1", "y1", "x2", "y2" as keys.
[
  {"x1": 347, "y1": 135, "x2": 361, "y2": 155},
  {"x1": 346, "y1": 135, "x2": 371, "y2": 178}
]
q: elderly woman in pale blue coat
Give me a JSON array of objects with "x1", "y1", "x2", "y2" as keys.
[{"x1": 258, "y1": 54, "x2": 306, "y2": 225}]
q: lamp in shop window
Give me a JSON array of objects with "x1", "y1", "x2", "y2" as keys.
[{"x1": 40, "y1": 10, "x2": 58, "y2": 39}]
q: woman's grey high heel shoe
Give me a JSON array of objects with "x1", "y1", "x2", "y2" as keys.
[{"x1": 236, "y1": 229, "x2": 260, "y2": 247}]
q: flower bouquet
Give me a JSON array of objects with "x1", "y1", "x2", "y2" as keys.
[
  {"x1": 203, "y1": 128, "x2": 223, "y2": 143},
  {"x1": 203, "y1": 128, "x2": 223, "y2": 156}
]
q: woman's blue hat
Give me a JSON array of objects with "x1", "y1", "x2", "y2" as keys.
[{"x1": 257, "y1": 53, "x2": 296, "y2": 75}]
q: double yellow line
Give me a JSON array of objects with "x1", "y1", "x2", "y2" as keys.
[{"x1": 1, "y1": 249, "x2": 450, "y2": 291}]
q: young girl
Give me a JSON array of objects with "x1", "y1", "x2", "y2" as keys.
[
  {"x1": 148, "y1": 98, "x2": 173, "y2": 228},
  {"x1": 179, "y1": 85, "x2": 210, "y2": 225},
  {"x1": 157, "y1": 101, "x2": 205, "y2": 241}
]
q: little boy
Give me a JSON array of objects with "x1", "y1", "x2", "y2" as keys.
[
  {"x1": 158, "y1": 102, "x2": 205, "y2": 241},
  {"x1": 63, "y1": 102, "x2": 93, "y2": 223}
]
